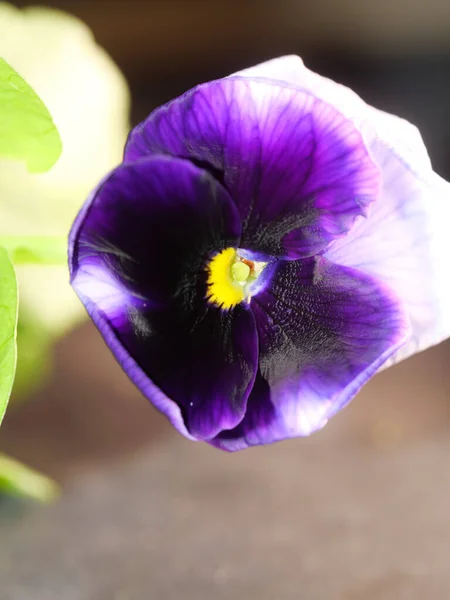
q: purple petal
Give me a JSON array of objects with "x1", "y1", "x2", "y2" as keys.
[
  {"x1": 233, "y1": 55, "x2": 432, "y2": 171},
  {"x1": 211, "y1": 257, "x2": 409, "y2": 451},
  {"x1": 325, "y1": 146, "x2": 450, "y2": 367},
  {"x1": 69, "y1": 156, "x2": 258, "y2": 440},
  {"x1": 125, "y1": 78, "x2": 380, "y2": 259},
  {"x1": 237, "y1": 55, "x2": 450, "y2": 365}
]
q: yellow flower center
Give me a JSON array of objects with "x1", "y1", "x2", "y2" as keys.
[{"x1": 206, "y1": 247, "x2": 266, "y2": 309}]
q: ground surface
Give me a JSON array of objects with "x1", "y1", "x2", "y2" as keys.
[{"x1": 0, "y1": 324, "x2": 450, "y2": 600}]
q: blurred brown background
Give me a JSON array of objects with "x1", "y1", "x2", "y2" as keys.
[
  {"x1": 2, "y1": 1, "x2": 450, "y2": 599},
  {"x1": 11, "y1": 0, "x2": 450, "y2": 176}
]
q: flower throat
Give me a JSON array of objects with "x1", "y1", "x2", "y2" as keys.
[{"x1": 206, "y1": 247, "x2": 266, "y2": 309}]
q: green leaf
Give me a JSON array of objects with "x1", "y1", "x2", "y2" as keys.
[
  {"x1": 0, "y1": 235, "x2": 68, "y2": 266},
  {"x1": 0, "y1": 453, "x2": 60, "y2": 503},
  {"x1": 0, "y1": 57, "x2": 62, "y2": 172},
  {"x1": 0, "y1": 247, "x2": 18, "y2": 426}
]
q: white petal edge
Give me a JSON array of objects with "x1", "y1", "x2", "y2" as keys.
[
  {"x1": 232, "y1": 55, "x2": 450, "y2": 366},
  {"x1": 232, "y1": 55, "x2": 431, "y2": 172}
]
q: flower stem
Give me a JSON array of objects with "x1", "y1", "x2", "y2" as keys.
[{"x1": 0, "y1": 453, "x2": 60, "y2": 503}]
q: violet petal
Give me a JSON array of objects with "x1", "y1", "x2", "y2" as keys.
[
  {"x1": 69, "y1": 156, "x2": 258, "y2": 439},
  {"x1": 125, "y1": 78, "x2": 380, "y2": 259},
  {"x1": 212, "y1": 257, "x2": 409, "y2": 450}
]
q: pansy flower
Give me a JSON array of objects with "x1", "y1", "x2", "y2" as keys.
[{"x1": 69, "y1": 56, "x2": 450, "y2": 451}]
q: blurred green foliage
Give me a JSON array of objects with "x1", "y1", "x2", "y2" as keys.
[
  {"x1": 0, "y1": 55, "x2": 64, "y2": 500},
  {"x1": 0, "y1": 57, "x2": 62, "y2": 424},
  {"x1": 0, "y1": 2, "x2": 130, "y2": 502},
  {"x1": 0, "y1": 57, "x2": 62, "y2": 172}
]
